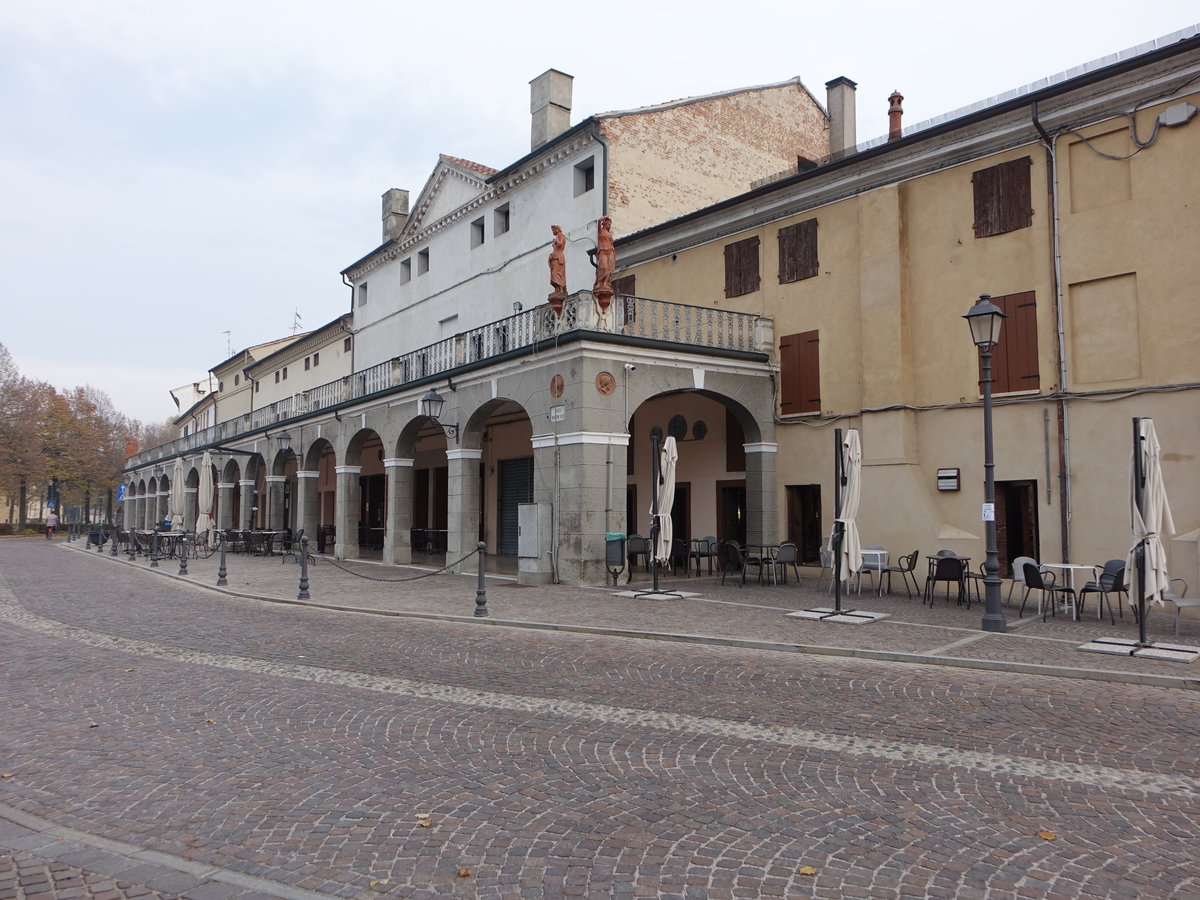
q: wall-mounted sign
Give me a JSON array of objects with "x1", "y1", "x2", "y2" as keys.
[{"x1": 937, "y1": 468, "x2": 960, "y2": 491}]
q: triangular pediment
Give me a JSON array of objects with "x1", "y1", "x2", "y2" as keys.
[{"x1": 403, "y1": 154, "x2": 497, "y2": 237}]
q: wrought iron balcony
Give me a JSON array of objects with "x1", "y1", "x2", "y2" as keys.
[{"x1": 128, "y1": 293, "x2": 769, "y2": 468}]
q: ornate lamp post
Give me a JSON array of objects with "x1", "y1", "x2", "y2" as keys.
[{"x1": 964, "y1": 294, "x2": 1008, "y2": 633}]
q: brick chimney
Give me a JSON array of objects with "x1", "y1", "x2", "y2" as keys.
[
  {"x1": 888, "y1": 90, "x2": 904, "y2": 142},
  {"x1": 382, "y1": 188, "x2": 409, "y2": 242},
  {"x1": 825, "y1": 77, "x2": 857, "y2": 159},
  {"x1": 530, "y1": 69, "x2": 573, "y2": 150}
]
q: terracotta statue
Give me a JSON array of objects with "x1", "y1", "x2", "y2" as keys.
[
  {"x1": 592, "y1": 216, "x2": 615, "y2": 311},
  {"x1": 548, "y1": 225, "x2": 567, "y2": 307}
]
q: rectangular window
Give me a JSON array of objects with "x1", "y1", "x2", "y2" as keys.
[
  {"x1": 972, "y1": 156, "x2": 1033, "y2": 238},
  {"x1": 282, "y1": 366, "x2": 287, "y2": 381},
  {"x1": 313, "y1": 351, "x2": 319, "y2": 366},
  {"x1": 344, "y1": 337, "x2": 352, "y2": 352},
  {"x1": 357, "y1": 282, "x2": 368, "y2": 306},
  {"x1": 255, "y1": 382, "x2": 259, "y2": 393},
  {"x1": 274, "y1": 371, "x2": 280, "y2": 384},
  {"x1": 724, "y1": 236, "x2": 761, "y2": 298},
  {"x1": 304, "y1": 357, "x2": 310, "y2": 371},
  {"x1": 779, "y1": 330, "x2": 821, "y2": 414},
  {"x1": 778, "y1": 218, "x2": 818, "y2": 283},
  {"x1": 574, "y1": 157, "x2": 595, "y2": 196},
  {"x1": 417, "y1": 248, "x2": 429, "y2": 275},
  {"x1": 470, "y1": 217, "x2": 485, "y2": 248},
  {"x1": 494, "y1": 203, "x2": 510, "y2": 235},
  {"x1": 400, "y1": 258, "x2": 412, "y2": 284},
  {"x1": 984, "y1": 291, "x2": 1039, "y2": 394}
]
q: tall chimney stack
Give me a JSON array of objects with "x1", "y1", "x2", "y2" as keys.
[
  {"x1": 825, "y1": 76, "x2": 858, "y2": 159},
  {"x1": 530, "y1": 69, "x2": 574, "y2": 150},
  {"x1": 382, "y1": 188, "x2": 410, "y2": 242},
  {"x1": 888, "y1": 90, "x2": 904, "y2": 142}
]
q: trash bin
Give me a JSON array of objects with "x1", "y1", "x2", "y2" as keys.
[{"x1": 605, "y1": 532, "x2": 626, "y2": 586}]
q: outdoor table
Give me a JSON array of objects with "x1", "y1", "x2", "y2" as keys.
[
  {"x1": 741, "y1": 544, "x2": 779, "y2": 585},
  {"x1": 858, "y1": 548, "x2": 888, "y2": 594},
  {"x1": 1039, "y1": 563, "x2": 1097, "y2": 618}
]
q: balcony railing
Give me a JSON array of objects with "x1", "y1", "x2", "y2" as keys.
[{"x1": 129, "y1": 293, "x2": 767, "y2": 468}]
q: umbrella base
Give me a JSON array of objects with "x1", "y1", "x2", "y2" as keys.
[
  {"x1": 789, "y1": 607, "x2": 890, "y2": 625},
  {"x1": 616, "y1": 589, "x2": 696, "y2": 601},
  {"x1": 1078, "y1": 636, "x2": 1199, "y2": 664}
]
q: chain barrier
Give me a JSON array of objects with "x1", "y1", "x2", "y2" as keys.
[{"x1": 317, "y1": 547, "x2": 481, "y2": 582}]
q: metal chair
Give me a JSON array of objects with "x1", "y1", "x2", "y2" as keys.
[
  {"x1": 1078, "y1": 560, "x2": 1125, "y2": 624},
  {"x1": 714, "y1": 539, "x2": 739, "y2": 585},
  {"x1": 1019, "y1": 562, "x2": 1075, "y2": 621},
  {"x1": 924, "y1": 555, "x2": 968, "y2": 607},
  {"x1": 816, "y1": 546, "x2": 834, "y2": 592},
  {"x1": 880, "y1": 550, "x2": 919, "y2": 598},
  {"x1": 1166, "y1": 578, "x2": 1196, "y2": 637},
  {"x1": 855, "y1": 545, "x2": 887, "y2": 594},
  {"x1": 740, "y1": 544, "x2": 775, "y2": 586},
  {"x1": 1006, "y1": 556, "x2": 1037, "y2": 607},
  {"x1": 625, "y1": 535, "x2": 651, "y2": 583},
  {"x1": 772, "y1": 542, "x2": 801, "y2": 584},
  {"x1": 689, "y1": 536, "x2": 718, "y2": 576}
]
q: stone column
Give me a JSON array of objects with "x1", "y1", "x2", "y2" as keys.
[
  {"x1": 296, "y1": 471, "x2": 319, "y2": 547},
  {"x1": 216, "y1": 483, "x2": 236, "y2": 530},
  {"x1": 239, "y1": 479, "x2": 257, "y2": 530},
  {"x1": 446, "y1": 449, "x2": 482, "y2": 573},
  {"x1": 184, "y1": 487, "x2": 198, "y2": 532},
  {"x1": 265, "y1": 475, "x2": 287, "y2": 530},
  {"x1": 334, "y1": 465, "x2": 361, "y2": 560},
  {"x1": 156, "y1": 491, "x2": 169, "y2": 528},
  {"x1": 383, "y1": 458, "x2": 414, "y2": 565},
  {"x1": 744, "y1": 442, "x2": 778, "y2": 549}
]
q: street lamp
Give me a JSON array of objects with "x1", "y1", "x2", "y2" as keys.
[
  {"x1": 964, "y1": 294, "x2": 1008, "y2": 633},
  {"x1": 420, "y1": 389, "x2": 460, "y2": 443}
]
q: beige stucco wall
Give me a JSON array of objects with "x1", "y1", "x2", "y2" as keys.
[
  {"x1": 619, "y1": 86, "x2": 1200, "y2": 586},
  {"x1": 602, "y1": 82, "x2": 829, "y2": 235}
]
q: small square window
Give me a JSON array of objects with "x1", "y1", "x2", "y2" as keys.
[
  {"x1": 494, "y1": 203, "x2": 510, "y2": 235},
  {"x1": 357, "y1": 282, "x2": 368, "y2": 306},
  {"x1": 400, "y1": 258, "x2": 412, "y2": 284},
  {"x1": 574, "y1": 157, "x2": 595, "y2": 196},
  {"x1": 417, "y1": 249, "x2": 429, "y2": 274},
  {"x1": 313, "y1": 352, "x2": 319, "y2": 366},
  {"x1": 470, "y1": 217, "x2": 485, "y2": 248}
]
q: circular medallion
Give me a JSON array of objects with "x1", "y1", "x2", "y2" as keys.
[
  {"x1": 692, "y1": 420, "x2": 708, "y2": 441},
  {"x1": 595, "y1": 371, "x2": 617, "y2": 396},
  {"x1": 668, "y1": 414, "x2": 687, "y2": 440},
  {"x1": 550, "y1": 374, "x2": 564, "y2": 398}
]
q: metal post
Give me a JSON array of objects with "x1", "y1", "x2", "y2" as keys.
[
  {"x1": 97, "y1": 529, "x2": 105, "y2": 553},
  {"x1": 832, "y1": 427, "x2": 845, "y2": 613},
  {"x1": 150, "y1": 530, "x2": 160, "y2": 568},
  {"x1": 474, "y1": 541, "x2": 489, "y2": 617},
  {"x1": 297, "y1": 536, "x2": 310, "y2": 599},
  {"x1": 980, "y1": 344, "x2": 1006, "y2": 632},
  {"x1": 1133, "y1": 417, "x2": 1148, "y2": 647},
  {"x1": 649, "y1": 431, "x2": 661, "y2": 594},
  {"x1": 111, "y1": 530, "x2": 119, "y2": 556},
  {"x1": 217, "y1": 532, "x2": 228, "y2": 586},
  {"x1": 178, "y1": 537, "x2": 188, "y2": 576}
]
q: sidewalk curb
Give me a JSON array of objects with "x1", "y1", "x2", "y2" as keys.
[{"x1": 68, "y1": 545, "x2": 1200, "y2": 692}]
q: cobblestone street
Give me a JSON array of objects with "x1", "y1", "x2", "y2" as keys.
[{"x1": 2, "y1": 539, "x2": 1198, "y2": 898}]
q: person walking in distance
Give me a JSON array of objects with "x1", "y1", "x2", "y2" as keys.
[{"x1": 45, "y1": 510, "x2": 59, "y2": 539}]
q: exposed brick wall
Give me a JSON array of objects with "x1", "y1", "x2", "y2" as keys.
[{"x1": 601, "y1": 82, "x2": 829, "y2": 235}]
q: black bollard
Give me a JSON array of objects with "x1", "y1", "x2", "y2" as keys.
[
  {"x1": 97, "y1": 530, "x2": 105, "y2": 553},
  {"x1": 297, "y1": 536, "x2": 310, "y2": 600},
  {"x1": 216, "y1": 533, "x2": 228, "y2": 586},
  {"x1": 474, "y1": 541, "x2": 489, "y2": 617},
  {"x1": 150, "y1": 530, "x2": 159, "y2": 568},
  {"x1": 178, "y1": 536, "x2": 188, "y2": 576},
  {"x1": 111, "y1": 531, "x2": 119, "y2": 556}
]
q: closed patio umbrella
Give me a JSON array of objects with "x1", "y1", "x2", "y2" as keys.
[
  {"x1": 652, "y1": 436, "x2": 678, "y2": 566},
  {"x1": 1127, "y1": 418, "x2": 1175, "y2": 610},
  {"x1": 169, "y1": 457, "x2": 186, "y2": 530},
  {"x1": 836, "y1": 429, "x2": 863, "y2": 583},
  {"x1": 195, "y1": 450, "x2": 216, "y2": 545}
]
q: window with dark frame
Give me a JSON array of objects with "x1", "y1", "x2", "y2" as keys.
[
  {"x1": 778, "y1": 218, "x2": 818, "y2": 283},
  {"x1": 304, "y1": 357, "x2": 310, "y2": 371},
  {"x1": 724, "y1": 236, "x2": 760, "y2": 298},
  {"x1": 972, "y1": 157, "x2": 1033, "y2": 238},
  {"x1": 494, "y1": 203, "x2": 510, "y2": 235},
  {"x1": 982, "y1": 291, "x2": 1039, "y2": 394},
  {"x1": 470, "y1": 217, "x2": 485, "y2": 248},
  {"x1": 574, "y1": 158, "x2": 595, "y2": 195},
  {"x1": 779, "y1": 330, "x2": 821, "y2": 415},
  {"x1": 313, "y1": 352, "x2": 319, "y2": 366},
  {"x1": 344, "y1": 337, "x2": 352, "y2": 352}
]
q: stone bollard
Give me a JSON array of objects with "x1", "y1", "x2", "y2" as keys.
[
  {"x1": 474, "y1": 541, "x2": 489, "y2": 617},
  {"x1": 298, "y1": 536, "x2": 310, "y2": 600}
]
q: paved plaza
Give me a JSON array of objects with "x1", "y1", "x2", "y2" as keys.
[{"x1": 1, "y1": 538, "x2": 1197, "y2": 898}]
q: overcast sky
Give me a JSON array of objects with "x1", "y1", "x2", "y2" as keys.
[{"x1": 2, "y1": 1, "x2": 1196, "y2": 425}]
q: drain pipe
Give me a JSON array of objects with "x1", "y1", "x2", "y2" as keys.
[{"x1": 1031, "y1": 101, "x2": 1073, "y2": 562}]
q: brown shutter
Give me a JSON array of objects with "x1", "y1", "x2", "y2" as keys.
[
  {"x1": 725, "y1": 236, "x2": 760, "y2": 297},
  {"x1": 985, "y1": 292, "x2": 1038, "y2": 394},
  {"x1": 778, "y1": 219, "x2": 818, "y2": 284},
  {"x1": 780, "y1": 330, "x2": 820, "y2": 414},
  {"x1": 972, "y1": 165, "x2": 1000, "y2": 238},
  {"x1": 999, "y1": 157, "x2": 1033, "y2": 233}
]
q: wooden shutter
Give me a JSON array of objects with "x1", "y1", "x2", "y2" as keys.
[
  {"x1": 778, "y1": 219, "x2": 818, "y2": 283},
  {"x1": 614, "y1": 274, "x2": 636, "y2": 323},
  {"x1": 780, "y1": 330, "x2": 820, "y2": 414},
  {"x1": 724, "y1": 236, "x2": 760, "y2": 298},
  {"x1": 973, "y1": 157, "x2": 1033, "y2": 238},
  {"x1": 983, "y1": 292, "x2": 1039, "y2": 393}
]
